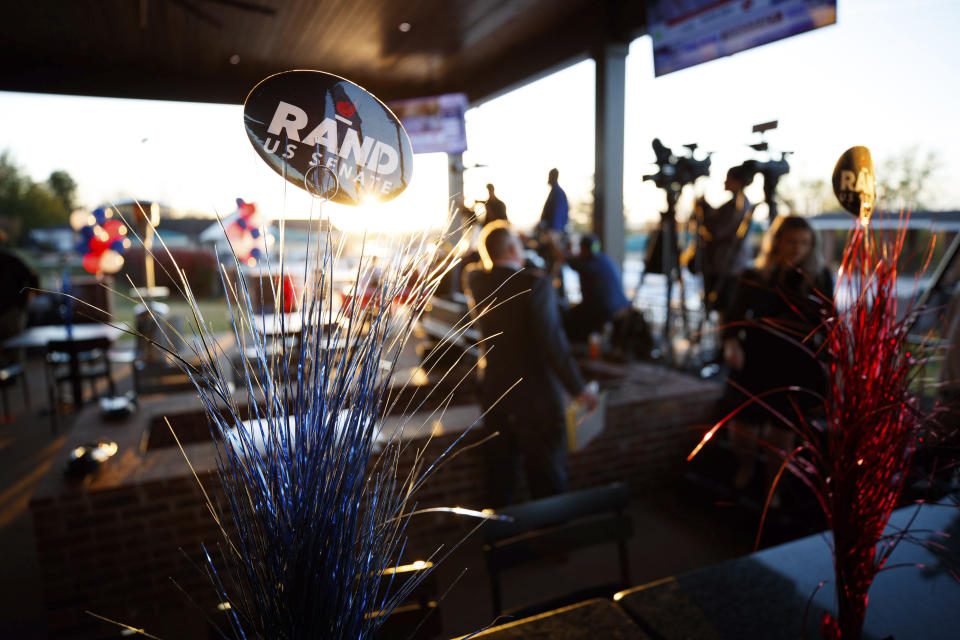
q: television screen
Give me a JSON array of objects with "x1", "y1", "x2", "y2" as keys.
[{"x1": 387, "y1": 93, "x2": 468, "y2": 154}]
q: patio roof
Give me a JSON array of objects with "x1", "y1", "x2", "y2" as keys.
[{"x1": 0, "y1": 0, "x2": 646, "y2": 105}]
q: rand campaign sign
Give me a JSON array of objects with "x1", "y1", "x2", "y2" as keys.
[
  {"x1": 648, "y1": 0, "x2": 837, "y2": 77},
  {"x1": 244, "y1": 71, "x2": 414, "y2": 205}
]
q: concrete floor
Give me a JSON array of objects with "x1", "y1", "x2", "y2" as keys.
[
  {"x1": 0, "y1": 351, "x2": 760, "y2": 639},
  {"x1": 0, "y1": 354, "x2": 74, "y2": 639}
]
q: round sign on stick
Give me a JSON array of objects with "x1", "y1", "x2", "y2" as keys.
[
  {"x1": 243, "y1": 71, "x2": 414, "y2": 205},
  {"x1": 832, "y1": 146, "x2": 876, "y2": 221}
]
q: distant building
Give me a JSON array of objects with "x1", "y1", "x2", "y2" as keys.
[{"x1": 27, "y1": 225, "x2": 75, "y2": 253}]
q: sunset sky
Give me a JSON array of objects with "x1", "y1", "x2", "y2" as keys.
[{"x1": 1, "y1": 0, "x2": 958, "y2": 233}]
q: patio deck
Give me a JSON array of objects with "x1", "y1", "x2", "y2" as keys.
[{"x1": 0, "y1": 346, "x2": 760, "y2": 640}]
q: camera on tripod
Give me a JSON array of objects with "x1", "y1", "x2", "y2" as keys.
[
  {"x1": 746, "y1": 144, "x2": 792, "y2": 187},
  {"x1": 744, "y1": 121, "x2": 792, "y2": 219},
  {"x1": 640, "y1": 137, "x2": 713, "y2": 363},
  {"x1": 643, "y1": 138, "x2": 712, "y2": 193},
  {"x1": 753, "y1": 156, "x2": 791, "y2": 184}
]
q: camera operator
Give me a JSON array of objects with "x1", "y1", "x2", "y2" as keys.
[
  {"x1": 482, "y1": 183, "x2": 508, "y2": 226},
  {"x1": 696, "y1": 163, "x2": 755, "y2": 314}
]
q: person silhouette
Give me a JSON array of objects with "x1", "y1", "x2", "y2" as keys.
[
  {"x1": 464, "y1": 223, "x2": 597, "y2": 506},
  {"x1": 539, "y1": 168, "x2": 568, "y2": 237},
  {"x1": 482, "y1": 183, "x2": 508, "y2": 226}
]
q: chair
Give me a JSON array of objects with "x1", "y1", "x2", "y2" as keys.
[
  {"x1": 482, "y1": 482, "x2": 633, "y2": 620},
  {"x1": 372, "y1": 560, "x2": 442, "y2": 640},
  {"x1": 44, "y1": 337, "x2": 116, "y2": 423}
]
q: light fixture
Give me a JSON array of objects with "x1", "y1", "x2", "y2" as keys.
[
  {"x1": 230, "y1": 54, "x2": 241, "y2": 65},
  {"x1": 398, "y1": 22, "x2": 411, "y2": 32}
]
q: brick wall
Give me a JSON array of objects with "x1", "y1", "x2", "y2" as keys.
[
  {"x1": 30, "y1": 363, "x2": 721, "y2": 638},
  {"x1": 31, "y1": 474, "x2": 226, "y2": 638}
]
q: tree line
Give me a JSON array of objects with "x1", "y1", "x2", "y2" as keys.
[{"x1": 0, "y1": 150, "x2": 77, "y2": 242}]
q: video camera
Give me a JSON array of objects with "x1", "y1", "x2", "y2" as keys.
[
  {"x1": 747, "y1": 140, "x2": 791, "y2": 187},
  {"x1": 643, "y1": 138, "x2": 712, "y2": 193},
  {"x1": 727, "y1": 154, "x2": 790, "y2": 189},
  {"x1": 738, "y1": 121, "x2": 793, "y2": 219}
]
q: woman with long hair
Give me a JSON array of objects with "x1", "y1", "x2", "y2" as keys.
[{"x1": 721, "y1": 215, "x2": 835, "y2": 497}]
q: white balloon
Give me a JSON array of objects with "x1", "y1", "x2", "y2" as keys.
[
  {"x1": 70, "y1": 209, "x2": 90, "y2": 231},
  {"x1": 247, "y1": 210, "x2": 265, "y2": 229},
  {"x1": 99, "y1": 249, "x2": 125, "y2": 274}
]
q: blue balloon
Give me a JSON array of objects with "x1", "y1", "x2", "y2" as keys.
[
  {"x1": 250, "y1": 247, "x2": 262, "y2": 259},
  {"x1": 80, "y1": 225, "x2": 95, "y2": 240},
  {"x1": 237, "y1": 218, "x2": 248, "y2": 230},
  {"x1": 93, "y1": 207, "x2": 107, "y2": 225},
  {"x1": 75, "y1": 240, "x2": 89, "y2": 254},
  {"x1": 250, "y1": 227, "x2": 260, "y2": 238},
  {"x1": 110, "y1": 239, "x2": 126, "y2": 253},
  {"x1": 236, "y1": 198, "x2": 245, "y2": 208}
]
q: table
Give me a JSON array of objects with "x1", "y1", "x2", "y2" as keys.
[
  {"x1": 616, "y1": 499, "x2": 960, "y2": 640},
  {"x1": 248, "y1": 312, "x2": 343, "y2": 338},
  {"x1": 3, "y1": 323, "x2": 125, "y2": 410},
  {"x1": 459, "y1": 598, "x2": 649, "y2": 639}
]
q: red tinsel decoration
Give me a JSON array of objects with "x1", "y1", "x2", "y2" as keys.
[
  {"x1": 689, "y1": 212, "x2": 932, "y2": 640},
  {"x1": 815, "y1": 216, "x2": 928, "y2": 639}
]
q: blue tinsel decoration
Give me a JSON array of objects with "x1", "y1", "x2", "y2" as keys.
[{"x1": 135, "y1": 207, "x2": 497, "y2": 639}]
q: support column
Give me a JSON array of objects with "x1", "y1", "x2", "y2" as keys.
[
  {"x1": 447, "y1": 151, "x2": 465, "y2": 239},
  {"x1": 593, "y1": 43, "x2": 628, "y2": 270}
]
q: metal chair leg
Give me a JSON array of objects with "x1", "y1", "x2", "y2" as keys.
[
  {"x1": 105, "y1": 357, "x2": 116, "y2": 396},
  {"x1": 21, "y1": 369, "x2": 30, "y2": 411},
  {"x1": 44, "y1": 364, "x2": 58, "y2": 433}
]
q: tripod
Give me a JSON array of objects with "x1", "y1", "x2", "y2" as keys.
[
  {"x1": 637, "y1": 138, "x2": 712, "y2": 366},
  {"x1": 639, "y1": 186, "x2": 691, "y2": 363}
]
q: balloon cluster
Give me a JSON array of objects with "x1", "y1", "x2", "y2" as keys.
[
  {"x1": 226, "y1": 199, "x2": 266, "y2": 266},
  {"x1": 70, "y1": 207, "x2": 130, "y2": 275}
]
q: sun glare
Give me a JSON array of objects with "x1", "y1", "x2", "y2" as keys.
[{"x1": 321, "y1": 153, "x2": 450, "y2": 234}]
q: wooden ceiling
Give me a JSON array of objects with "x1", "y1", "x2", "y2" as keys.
[{"x1": 0, "y1": 0, "x2": 646, "y2": 105}]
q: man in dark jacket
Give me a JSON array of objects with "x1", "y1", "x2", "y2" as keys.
[{"x1": 465, "y1": 222, "x2": 596, "y2": 507}]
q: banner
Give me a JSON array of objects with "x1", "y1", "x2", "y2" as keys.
[{"x1": 648, "y1": 0, "x2": 837, "y2": 77}]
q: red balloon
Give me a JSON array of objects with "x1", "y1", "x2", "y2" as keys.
[
  {"x1": 102, "y1": 219, "x2": 126, "y2": 239},
  {"x1": 89, "y1": 236, "x2": 109, "y2": 254},
  {"x1": 82, "y1": 252, "x2": 101, "y2": 274}
]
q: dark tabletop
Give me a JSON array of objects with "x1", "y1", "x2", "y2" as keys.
[
  {"x1": 462, "y1": 598, "x2": 650, "y2": 639},
  {"x1": 2, "y1": 323, "x2": 124, "y2": 348},
  {"x1": 617, "y1": 499, "x2": 960, "y2": 640}
]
